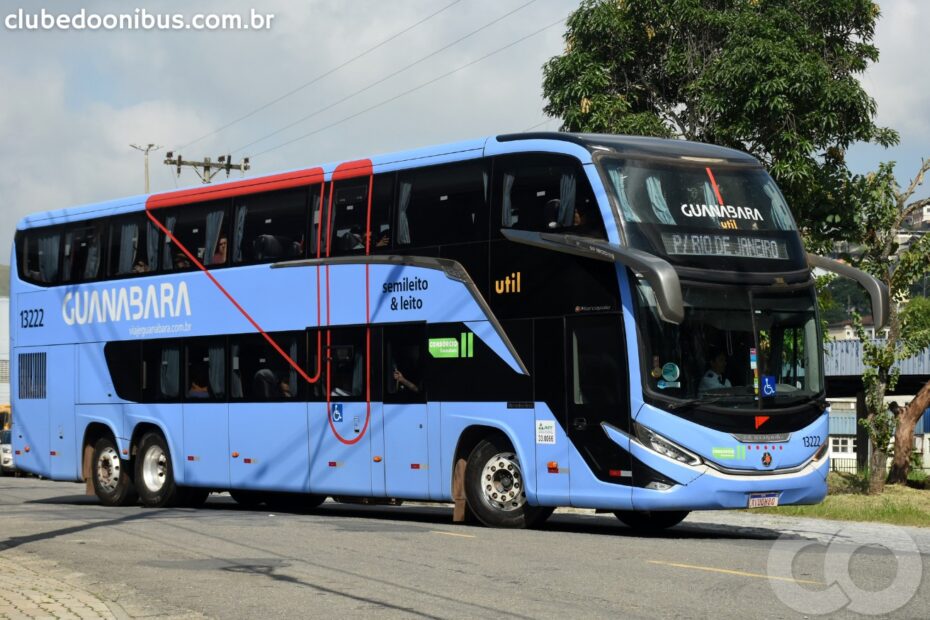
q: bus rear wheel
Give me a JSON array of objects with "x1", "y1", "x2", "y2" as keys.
[
  {"x1": 135, "y1": 432, "x2": 179, "y2": 508},
  {"x1": 92, "y1": 437, "x2": 137, "y2": 506},
  {"x1": 613, "y1": 510, "x2": 689, "y2": 531},
  {"x1": 464, "y1": 435, "x2": 551, "y2": 529}
]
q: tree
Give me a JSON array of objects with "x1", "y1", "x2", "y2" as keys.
[
  {"x1": 846, "y1": 160, "x2": 930, "y2": 491},
  {"x1": 541, "y1": 0, "x2": 897, "y2": 250}
]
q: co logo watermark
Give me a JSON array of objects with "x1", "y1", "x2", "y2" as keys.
[{"x1": 767, "y1": 525, "x2": 923, "y2": 615}]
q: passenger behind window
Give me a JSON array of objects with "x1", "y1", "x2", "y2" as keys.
[
  {"x1": 211, "y1": 234, "x2": 228, "y2": 265},
  {"x1": 188, "y1": 364, "x2": 210, "y2": 399}
]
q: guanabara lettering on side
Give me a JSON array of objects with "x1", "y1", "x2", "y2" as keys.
[{"x1": 61, "y1": 282, "x2": 192, "y2": 326}]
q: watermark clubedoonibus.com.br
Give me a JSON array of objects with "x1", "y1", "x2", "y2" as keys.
[{"x1": 5, "y1": 7, "x2": 274, "y2": 31}]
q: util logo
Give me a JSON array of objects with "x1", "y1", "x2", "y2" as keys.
[{"x1": 494, "y1": 272, "x2": 521, "y2": 294}]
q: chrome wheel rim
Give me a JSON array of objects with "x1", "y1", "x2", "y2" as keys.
[
  {"x1": 141, "y1": 444, "x2": 168, "y2": 492},
  {"x1": 480, "y1": 452, "x2": 526, "y2": 512},
  {"x1": 95, "y1": 446, "x2": 121, "y2": 493}
]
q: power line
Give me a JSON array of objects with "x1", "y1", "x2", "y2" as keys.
[
  {"x1": 253, "y1": 18, "x2": 565, "y2": 159},
  {"x1": 234, "y1": 0, "x2": 538, "y2": 154},
  {"x1": 176, "y1": 0, "x2": 463, "y2": 151}
]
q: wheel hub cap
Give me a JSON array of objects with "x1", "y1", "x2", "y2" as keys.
[
  {"x1": 95, "y1": 447, "x2": 121, "y2": 493},
  {"x1": 142, "y1": 445, "x2": 167, "y2": 492},
  {"x1": 481, "y1": 452, "x2": 526, "y2": 512}
]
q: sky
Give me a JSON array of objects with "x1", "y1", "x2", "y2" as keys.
[{"x1": 1, "y1": 0, "x2": 928, "y2": 259}]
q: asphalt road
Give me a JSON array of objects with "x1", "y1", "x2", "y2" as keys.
[{"x1": 1, "y1": 476, "x2": 928, "y2": 619}]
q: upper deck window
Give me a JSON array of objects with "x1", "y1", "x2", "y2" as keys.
[
  {"x1": 396, "y1": 161, "x2": 488, "y2": 248},
  {"x1": 159, "y1": 200, "x2": 228, "y2": 272},
  {"x1": 232, "y1": 188, "x2": 308, "y2": 264},
  {"x1": 62, "y1": 223, "x2": 105, "y2": 283},
  {"x1": 21, "y1": 230, "x2": 61, "y2": 284},
  {"x1": 495, "y1": 154, "x2": 605, "y2": 239}
]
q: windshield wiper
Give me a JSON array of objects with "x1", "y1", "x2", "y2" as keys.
[{"x1": 667, "y1": 395, "x2": 750, "y2": 411}]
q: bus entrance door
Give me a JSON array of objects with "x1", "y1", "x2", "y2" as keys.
[
  {"x1": 381, "y1": 324, "x2": 430, "y2": 500},
  {"x1": 564, "y1": 315, "x2": 633, "y2": 506},
  {"x1": 309, "y1": 328, "x2": 372, "y2": 497}
]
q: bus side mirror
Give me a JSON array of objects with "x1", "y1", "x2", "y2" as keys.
[
  {"x1": 500, "y1": 229, "x2": 685, "y2": 324},
  {"x1": 807, "y1": 253, "x2": 890, "y2": 329}
]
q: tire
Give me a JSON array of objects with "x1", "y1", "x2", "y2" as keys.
[
  {"x1": 230, "y1": 490, "x2": 265, "y2": 507},
  {"x1": 613, "y1": 510, "x2": 689, "y2": 531},
  {"x1": 91, "y1": 437, "x2": 138, "y2": 507},
  {"x1": 464, "y1": 435, "x2": 551, "y2": 528},
  {"x1": 177, "y1": 487, "x2": 210, "y2": 508},
  {"x1": 264, "y1": 492, "x2": 326, "y2": 512},
  {"x1": 135, "y1": 432, "x2": 179, "y2": 508}
]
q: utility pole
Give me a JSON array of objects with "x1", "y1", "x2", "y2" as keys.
[
  {"x1": 163, "y1": 152, "x2": 251, "y2": 184},
  {"x1": 130, "y1": 143, "x2": 162, "y2": 193}
]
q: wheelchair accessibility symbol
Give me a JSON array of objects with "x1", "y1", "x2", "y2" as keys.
[
  {"x1": 761, "y1": 375, "x2": 776, "y2": 398},
  {"x1": 331, "y1": 403, "x2": 344, "y2": 423}
]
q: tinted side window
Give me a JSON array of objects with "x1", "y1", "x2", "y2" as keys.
[
  {"x1": 62, "y1": 222, "x2": 106, "y2": 283},
  {"x1": 328, "y1": 181, "x2": 369, "y2": 256},
  {"x1": 159, "y1": 200, "x2": 228, "y2": 271},
  {"x1": 186, "y1": 338, "x2": 226, "y2": 400},
  {"x1": 108, "y1": 216, "x2": 160, "y2": 276},
  {"x1": 328, "y1": 328, "x2": 367, "y2": 401},
  {"x1": 384, "y1": 324, "x2": 426, "y2": 403},
  {"x1": 495, "y1": 154, "x2": 605, "y2": 238},
  {"x1": 21, "y1": 229, "x2": 61, "y2": 284},
  {"x1": 370, "y1": 173, "x2": 395, "y2": 252},
  {"x1": 231, "y1": 332, "x2": 303, "y2": 401},
  {"x1": 232, "y1": 188, "x2": 308, "y2": 265},
  {"x1": 396, "y1": 161, "x2": 488, "y2": 248},
  {"x1": 142, "y1": 341, "x2": 181, "y2": 402},
  {"x1": 104, "y1": 341, "x2": 142, "y2": 401}
]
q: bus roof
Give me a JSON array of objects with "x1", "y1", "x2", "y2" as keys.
[{"x1": 17, "y1": 133, "x2": 759, "y2": 229}]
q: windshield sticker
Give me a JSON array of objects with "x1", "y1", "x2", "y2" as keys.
[
  {"x1": 657, "y1": 380, "x2": 680, "y2": 389},
  {"x1": 661, "y1": 233, "x2": 789, "y2": 260},
  {"x1": 661, "y1": 363, "x2": 680, "y2": 382},
  {"x1": 761, "y1": 375, "x2": 777, "y2": 398}
]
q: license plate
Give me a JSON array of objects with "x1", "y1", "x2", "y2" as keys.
[{"x1": 748, "y1": 492, "x2": 779, "y2": 508}]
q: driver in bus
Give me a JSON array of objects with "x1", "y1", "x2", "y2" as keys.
[{"x1": 699, "y1": 349, "x2": 732, "y2": 393}]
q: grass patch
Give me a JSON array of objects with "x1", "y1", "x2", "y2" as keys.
[{"x1": 750, "y1": 472, "x2": 930, "y2": 527}]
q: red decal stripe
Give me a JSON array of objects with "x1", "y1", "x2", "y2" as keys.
[
  {"x1": 146, "y1": 168, "x2": 324, "y2": 210},
  {"x1": 705, "y1": 167, "x2": 725, "y2": 205}
]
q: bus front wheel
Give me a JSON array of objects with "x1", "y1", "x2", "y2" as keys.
[
  {"x1": 464, "y1": 435, "x2": 552, "y2": 529},
  {"x1": 92, "y1": 436, "x2": 138, "y2": 506},
  {"x1": 613, "y1": 510, "x2": 689, "y2": 531},
  {"x1": 135, "y1": 432, "x2": 179, "y2": 508}
]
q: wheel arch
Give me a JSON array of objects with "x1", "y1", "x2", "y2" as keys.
[{"x1": 451, "y1": 424, "x2": 532, "y2": 498}]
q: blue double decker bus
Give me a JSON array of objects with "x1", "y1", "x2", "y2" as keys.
[{"x1": 10, "y1": 133, "x2": 886, "y2": 528}]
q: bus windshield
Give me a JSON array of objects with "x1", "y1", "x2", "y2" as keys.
[
  {"x1": 599, "y1": 157, "x2": 807, "y2": 271},
  {"x1": 635, "y1": 280, "x2": 823, "y2": 410}
]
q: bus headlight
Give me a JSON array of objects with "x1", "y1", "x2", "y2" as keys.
[{"x1": 633, "y1": 422, "x2": 702, "y2": 467}]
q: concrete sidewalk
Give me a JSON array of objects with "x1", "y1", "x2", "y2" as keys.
[{"x1": 0, "y1": 549, "x2": 124, "y2": 619}]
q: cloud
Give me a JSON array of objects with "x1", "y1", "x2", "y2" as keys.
[{"x1": 1, "y1": 0, "x2": 570, "y2": 256}]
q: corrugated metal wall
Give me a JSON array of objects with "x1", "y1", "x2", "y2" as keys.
[{"x1": 824, "y1": 339, "x2": 930, "y2": 376}]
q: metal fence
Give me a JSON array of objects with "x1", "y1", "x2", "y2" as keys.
[{"x1": 830, "y1": 457, "x2": 860, "y2": 474}]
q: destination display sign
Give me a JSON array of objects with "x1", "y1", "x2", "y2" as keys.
[{"x1": 661, "y1": 232, "x2": 789, "y2": 260}]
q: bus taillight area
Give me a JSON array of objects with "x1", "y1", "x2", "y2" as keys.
[{"x1": 624, "y1": 403, "x2": 830, "y2": 511}]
